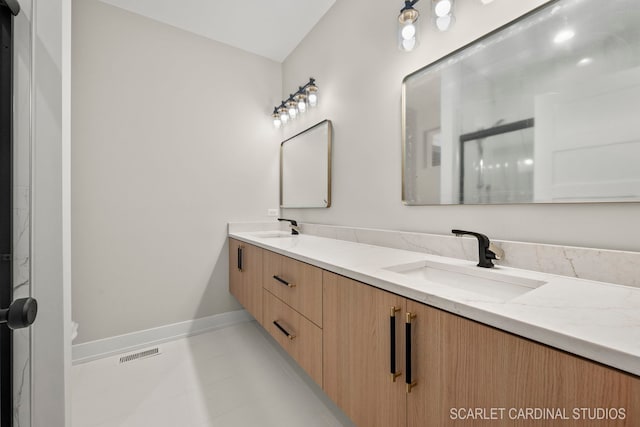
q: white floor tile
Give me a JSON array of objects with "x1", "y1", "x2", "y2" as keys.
[{"x1": 72, "y1": 321, "x2": 352, "y2": 427}]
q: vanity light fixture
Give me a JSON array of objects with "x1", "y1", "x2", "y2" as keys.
[
  {"x1": 271, "y1": 78, "x2": 318, "y2": 128},
  {"x1": 398, "y1": 0, "x2": 421, "y2": 52},
  {"x1": 398, "y1": 0, "x2": 457, "y2": 52}
]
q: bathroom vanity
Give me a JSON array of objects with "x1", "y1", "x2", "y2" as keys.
[{"x1": 228, "y1": 226, "x2": 639, "y2": 426}]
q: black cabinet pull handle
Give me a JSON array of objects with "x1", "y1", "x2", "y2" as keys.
[
  {"x1": 237, "y1": 246, "x2": 243, "y2": 271},
  {"x1": 405, "y1": 312, "x2": 417, "y2": 393},
  {"x1": 273, "y1": 275, "x2": 296, "y2": 288},
  {"x1": 273, "y1": 320, "x2": 296, "y2": 340},
  {"x1": 390, "y1": 306, "x2": 401, "y2": 382}
]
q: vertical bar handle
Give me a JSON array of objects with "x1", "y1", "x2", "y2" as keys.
[
  {"x1": 390, "y1": 306, "x2": 401, "y2": 381},
  {"x1": 405, "y1": 312, "x2": 417, "y2": 393},
  {"x1": 237, "y1": 246, "x2": 244, "y2": 271}
]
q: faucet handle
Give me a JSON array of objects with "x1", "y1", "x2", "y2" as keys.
[{"x1": 488, "y1": 242, "x2": 504, "y2": 261}]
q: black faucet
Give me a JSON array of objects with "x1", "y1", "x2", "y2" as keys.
[
  {"x1": 451, "y1": 229, "x2": 503, "y2": 268},
  {"x1": 278, "y1": 218, "x2": 299, "y2": 235}
]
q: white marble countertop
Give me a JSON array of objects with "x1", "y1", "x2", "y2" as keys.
[{"x1": 229, "y1": 227, "x2": 640, "y2": 377}]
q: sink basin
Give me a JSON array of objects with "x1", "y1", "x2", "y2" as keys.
[
  {"x1": 248, "y1": 231, "x2": 295, "y2": 239},
  {"x1": 383, "y1": 260, "x2": 546, "y2": 302}
]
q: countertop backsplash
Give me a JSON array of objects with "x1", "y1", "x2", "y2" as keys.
[{"x1": 298, "y1": 223, "x2": 640, "y2": 288}]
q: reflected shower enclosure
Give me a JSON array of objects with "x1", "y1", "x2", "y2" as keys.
[{"x1": 460, "y1": 120, "x2": 534, "y2": 204}]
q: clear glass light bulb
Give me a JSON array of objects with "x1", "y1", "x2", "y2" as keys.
[
  {"x1": 402, "y1": 38, "x2": 416, "y2": 51},
  {"x1": 401, "y1": 22, "x2": 416, "y2": 40},
  {"x1": 308, "y1": 92, "x2": 317, "y2": 107},
  {"x1": 298, "y1": 100, "x2": 307, "y2": 112},
  {"x1": 273, "y1": 117, "x2": 281, "y2": 129},
  {"x1": 280, "y1": 111, "x2": 289, "y2": 124},
  {"x1": 434, "y1": 0, "x2": 452, "y2": 17},
  {"x1": 436, "y1": 15, "x2": 453, "y2": 31}
]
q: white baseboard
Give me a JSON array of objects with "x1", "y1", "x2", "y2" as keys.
[{"x1": 72, "y1": 309, "x2": 252, "y2": 365}]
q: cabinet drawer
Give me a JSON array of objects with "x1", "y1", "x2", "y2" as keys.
[
  {"x1": 263, "y1": 250, "x2": 322, "y2": 327},
  {"x1": 263, "y1": 290, "x2": 322, "y2": 387}
]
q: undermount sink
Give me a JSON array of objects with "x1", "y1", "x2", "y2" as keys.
[
  {"x1": 249, "y1": 231, "x2": 295, "y2": 239},
  {"x1": 383, "y1": 260, "x2": 547, "y2": 302}
]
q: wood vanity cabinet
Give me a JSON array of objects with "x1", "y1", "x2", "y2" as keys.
[
  {"x1": 228, "y1": 241, "x2": 639, "y2": 426},
  {"x1": 324, "y1": 271, "x2": 640, "y2": 427},
  {"x1": 228, "y1": 238, "x2": 263, "y2": 325}
]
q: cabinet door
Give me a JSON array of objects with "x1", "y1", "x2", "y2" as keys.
[
  {"x1": 407, "y1": 299, "x2": 640, "y2": 427},
  {"x1": 323, "y1": 272, "x2": 406, "y2": 427},
  {"x1": 228, "y1": 239, "x2": 263, "y2": 325}
]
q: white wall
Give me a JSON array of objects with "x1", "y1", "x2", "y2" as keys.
[
  {"x1": 281, "y1": 0, "x2": 640, "y2": 252},
  {"x1": 71, "y1": 0, "x2": 281, "y2": 343}
]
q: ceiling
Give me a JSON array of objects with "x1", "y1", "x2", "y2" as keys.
[{"x1": 97, "y1": 0, "x2": 336, "y2": 62}]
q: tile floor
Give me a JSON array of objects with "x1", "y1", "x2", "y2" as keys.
[{"x1": 72, "y1": 321, "x2": 353, "y2": 427}]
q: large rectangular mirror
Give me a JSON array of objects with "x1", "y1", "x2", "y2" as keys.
[
  {"x1": 402, "y1": 0, "x2": 640, "y2": 205},
  {"x1": 280, "y1": 120, "x2": 332, "y2": 208}
]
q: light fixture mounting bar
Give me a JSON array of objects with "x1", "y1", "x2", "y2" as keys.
[
  {"x1": 271, "y1": 78, "x2": 319, "y2": 128},
  {"x1": 401, "y1": 0, "x2": 420, "y2": 11}
]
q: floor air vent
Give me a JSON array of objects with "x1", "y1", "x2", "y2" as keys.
[{"x1": 119, "y1": 347, "x2": 161, "y2": 364}]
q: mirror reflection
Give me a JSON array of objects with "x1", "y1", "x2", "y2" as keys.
[
  {"x1": 402, "y1": 0, "x2": 640, "y2": 205},
  {"x1": 280, "y1": 120, "x2": 332, "y2": 208}
]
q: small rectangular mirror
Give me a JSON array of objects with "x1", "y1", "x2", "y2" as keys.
[
  {"x1": 402, "y1": 0, "x2": 640, "y2": 205},
  {"x1": 280, "y1": 120, "x2": 332, "y2": 208}
]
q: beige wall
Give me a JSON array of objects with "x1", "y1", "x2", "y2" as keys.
[
  {"x1": 72, "y1": 0, "x2": 640, "y2": 344},
  {"x1": 71, "y1": 0, "x2": 281, "y2": 343},
  {"x1": 280, "y1": 0, "x2": 640, "y2": 253}
]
